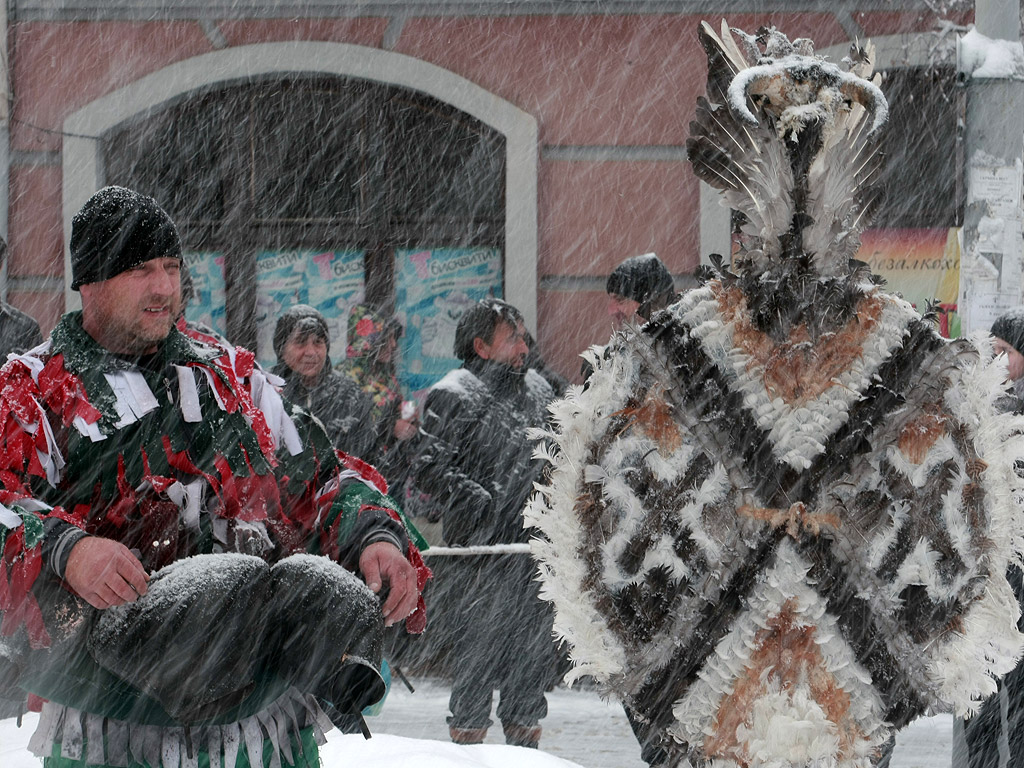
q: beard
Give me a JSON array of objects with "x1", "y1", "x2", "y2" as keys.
[{"x1": 105, "y1": 302, "x2": 179, "y2": 354}]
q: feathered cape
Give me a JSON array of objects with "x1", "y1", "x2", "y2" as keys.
[{"x1": 526, "y1": 283, "x2": 1024, "y2": 767}]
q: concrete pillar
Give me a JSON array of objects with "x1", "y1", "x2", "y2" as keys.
[{"x1": 956, "y1": 4, "x2": 1024, "y2": 334}]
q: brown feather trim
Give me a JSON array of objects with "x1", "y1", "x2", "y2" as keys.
[
  {"x1": 713, "y1": 283, "x2": 885, "y2": 405},
  {"x1": 610, "y1": 391, "x2": 683, "y2": 456},
  {"x1": 703, "y1": 602, "x2": 870, "y2": 766}
]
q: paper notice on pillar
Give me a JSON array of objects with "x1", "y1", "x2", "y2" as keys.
[
  {"x1": 969, "y1": 165, "x2": 1023, "y2": 219},
  {"x1": 254, "y1": 250, "x2": 366, "y2": 369},
  {"x1": 967, "y1": 289, "x2": 1022, "y2": 334},
  {"x1": 395, "y1": 247, "x2": 503, "y2": 397},
  {"x1": 182, "y1": 252, "x2": 227, "y2": 339}
]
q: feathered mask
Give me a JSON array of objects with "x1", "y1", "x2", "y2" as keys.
[{"x1": 687, "y1": 21, "x2": 888, "y2": 282}]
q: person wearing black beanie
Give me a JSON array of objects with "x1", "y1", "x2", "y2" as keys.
[
  {"x1": 0, "y1": 186, "x2": 425, "y2": 768},
  {"x1": 271, "y1": 303, "x2": 376, "y2": 459},
  {"x1": 992, "y1": 309, "x2": 1024, "y2": 390},
  {"x1": 582, "y1": 253, "x2": 677, "y2": 382},
  {"x1": 605, "y1": 252, "x2": 675, "y2": 328},
  {"x1": 68, "y1": 187, "x2": 185, "y2": 357},
  {"x1": 70, "y1": 186, "x2": 181, "y2": 291}
]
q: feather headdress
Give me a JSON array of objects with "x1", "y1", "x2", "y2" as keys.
[{"x1": 688, "y1": 22, "x2": 889, "y2": 341}]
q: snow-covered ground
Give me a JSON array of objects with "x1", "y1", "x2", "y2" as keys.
[{"x1": 0, "y1": 678, "x2": 954, "y2": 767}]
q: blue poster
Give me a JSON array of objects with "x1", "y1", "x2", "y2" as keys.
[
  {"x1": 182, "y1": 252, "x2": 227, "y2": 339},
  {"x1": 255, "y1": 250, "x2": 365, "y2": 369},
  {"x1": 395, "y1": 247, "x2": 503, "y2": 398}
]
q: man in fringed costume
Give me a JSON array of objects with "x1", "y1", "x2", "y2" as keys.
[
  {"x1": 526, "y1": 22, "x2": 1024, "y2": 768},
  {"x1": 0, "y1": 186, "x2": 430, "y2": 768}
]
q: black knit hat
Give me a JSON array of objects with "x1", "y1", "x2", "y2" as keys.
[
  {"x1": 606, "y1": 253, "x2": 674, "y2": 305},
  {"x1": 992, "y1": 309, "x2": 1024, "y2": 357},
  {"x1": 70, "y1": 186, "x2": 181, "y2": 290},
  {"x1": 273, "y1": 304, "x2": 331, "y2": 360}
]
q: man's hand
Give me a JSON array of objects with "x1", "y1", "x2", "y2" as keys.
[
  {"x1": 359, "y1": 541, "x2": 419, "y2": 627},
  {"x1": 65, "y1": 536, "x2": 150, "y2": 610},
  {"x1": 393, "y1": 417, "x2": 418, "y2": 442}
]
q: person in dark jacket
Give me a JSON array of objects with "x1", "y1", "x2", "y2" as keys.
[
  {"x1": 957, "y1": 309, "x2": 1024, "y2": 768},
  {"x1": 606, "y1": 251, "x2": 676, "y2": 329},
  {"x1": 992, "y1": 309, "x2": 1024, "y2": 411},
  {"x1": 583, "y1": 252, "x2": 676, "y2": 382},
  {"x1": 0, "y1": 187, "x2": 425, "y2": 768},
  {"x1": 272, "y1": 304, "x2": 376, "y2": 460},
  {"x1": 413, "y1": 298, "x2": 557, "y2": 749},
  {"x1": 0, "y1": 236, "x2": 43, "y2": 359}
]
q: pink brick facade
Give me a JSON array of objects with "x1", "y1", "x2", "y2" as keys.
[{"x1": 4, "y1": 5, "x2": 968, "y2": 380}]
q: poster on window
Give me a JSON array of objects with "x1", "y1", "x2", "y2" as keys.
[
  {"x1": 182, "y1": 252, "x2": 227, "y2": 340},
  {"x1": 254, "y1": 250, "x2": 365, "y2": 369},
  {"x1": 395, "y1": 247, "x2": 503, "y2": 398},
  {"x1": 856, "y1": 228, "x2": 961, "y2": 337}
]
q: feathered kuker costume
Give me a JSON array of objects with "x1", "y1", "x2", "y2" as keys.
[{"x1": 525, "y1": 21, "x2": 1024, "y2": 768}]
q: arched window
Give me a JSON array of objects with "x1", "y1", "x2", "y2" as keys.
[{"x1": 102, "y1": 76, "x2": 506, "y2": 384}]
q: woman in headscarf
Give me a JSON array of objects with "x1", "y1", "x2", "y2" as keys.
[{"x1": 272, "y1": 304, "x2": 375, "y2": 459}]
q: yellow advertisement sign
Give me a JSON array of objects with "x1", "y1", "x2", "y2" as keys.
[{"x1": 857, "y1": 228, "x2": 961, "y2": 337}]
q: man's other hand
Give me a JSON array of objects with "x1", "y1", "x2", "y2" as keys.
[
  {"x1": 65, "y1": 536, "x2": 150, "y2": 609},
  {"x1": 359, "y1": 541, "x2": 419, "y2": 627}
]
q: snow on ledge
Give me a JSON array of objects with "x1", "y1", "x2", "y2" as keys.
[{"x1": 959, "y1": 27, "x2": 1024, "y2": 80}]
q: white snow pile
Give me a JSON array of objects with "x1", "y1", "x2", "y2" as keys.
[
  {"x1": 0, "y1": 717, "x2": 585, "y2": 768},
  {"x1": 959, "y1": 27, "x2": 1024, "y2": 79}
]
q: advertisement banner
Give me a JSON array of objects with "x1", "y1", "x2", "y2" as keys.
[
  {"x1": 395, "y1": 247, "x2": 503, "y2": 397},
  {"x1": 254, "y1": 250, "x2": 365, "y2": 368},
  {"x1": 857, "y1": 228, "x2": 961, "y2": 337},
  {"x1": 182, "y1": 252, "x2": 227, "y2": 339}
]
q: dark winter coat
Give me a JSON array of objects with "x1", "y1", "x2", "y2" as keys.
[
  {"x1": 414, "y1": 358, "x2": 554, "y2": 547},
  {"x1": 273, "y1": 357, "x2": 376, "y2": 460},
  {"x1": 0, "y1": 300, "x2": 42, "y2": 359},
  {"x1": 412, "y1": 357, "x2": 557, "y2": 728}
]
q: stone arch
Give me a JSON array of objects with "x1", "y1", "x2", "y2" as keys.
[{"x1": 61, "y1": 41, "x2": 538, "y2": 328}]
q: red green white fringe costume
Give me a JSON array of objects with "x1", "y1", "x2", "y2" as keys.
[{"x1": 0, "y1": 313, "x2": 429, "y2": 768}]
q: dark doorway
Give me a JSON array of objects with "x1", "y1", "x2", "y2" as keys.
[{"x1": 102, "y1": 76, "x2": 506, "y2": 356}]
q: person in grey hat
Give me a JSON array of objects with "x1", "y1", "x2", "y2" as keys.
[
  {"x1": 271, "y1": 303, "x2": 376, "y2": 459},
  {"x1": 0, "y1": 186, "x2": 426, "y2": 768}
]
